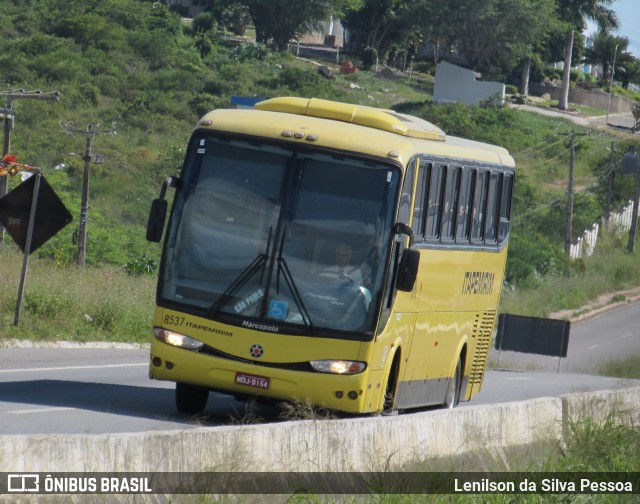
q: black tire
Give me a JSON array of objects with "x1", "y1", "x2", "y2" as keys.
[
  {"x1": 443, "y1": 358, "x2": 462, "y2": 409},
  {"x1": 175, "y1": 382, "x2": 209, "y2": 414},
  {"x1": 381, "y1": 357, "x2": 400, "y2": 416}
]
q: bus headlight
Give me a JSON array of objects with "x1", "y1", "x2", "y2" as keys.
[
  {"x1": 154, "y1": 327, "x2": 204, "y2": 350},
  {"x1": 310, "y1": 360, "x2": 366, "y2": 374}
]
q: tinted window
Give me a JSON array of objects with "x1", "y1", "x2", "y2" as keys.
[
  {"x1": 471, "y1": 171, "x2": 488, "y2": 242},
  {"x1": 498, "y1": 173, "x2": 513, "y2": 243},
  {"x1": 456, "y1": 169, "x2": 474, "y2": 242},
  {"x1": 484, "y1": 172, "x2": 501, "y2": 242},
  {"x1": 441, "y1": 167, "x2": 460, "y2": 241},
  {"x1": 425, "y1": 164, "x2": 446, "y2": 239},
  {"x1": 412, "y1": 163, "x2": 427, "y2": 238}
]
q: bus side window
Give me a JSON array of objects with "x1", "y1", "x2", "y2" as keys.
[
  {"x1": 456, "y1": 168, "x2": 475, "y2": 244},
  {"x1": 425, "y1": 164, "x2": 446, "y2": 240},
  {"x1": 441, "y1": 166, "x2": 461, "y2": 242},
  {"x1": 470, "y1": 171, "x2": 489, "y2": 243},
  {"x1": 498, "y1": 173, "x2": 513, "y2": 243},
  {"x1": 411, "y1": 162, "x2": 427, "y2": 239},
  {"x1": 398, "y1": 162, "x2": 415, "y2": 224},
  {"x1": 484, "y1": 172, "x2": 502, "y2": 243}
]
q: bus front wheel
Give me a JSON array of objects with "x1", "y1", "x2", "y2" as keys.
[
  {"x1": 381, "y1": 355, "x2": 400, "y2": 415},
  {"x1": 443, "y1": 358, "x2": 462, "y2": 409},
  {"x1": 176, "y1": 382, "x2": 209, "y2": 414}
]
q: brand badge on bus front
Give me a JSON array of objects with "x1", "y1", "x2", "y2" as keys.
[{"x1": 249, "y1": 344, "x2": 264, "y2": 358}]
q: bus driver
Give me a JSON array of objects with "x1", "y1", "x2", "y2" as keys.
[{"x1": 320, "y1": 244, "x2": 363, "y2": 285}]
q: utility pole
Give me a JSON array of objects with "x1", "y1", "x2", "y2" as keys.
[
  {"x1": 606, "y1": 44, "x2": 619, "y2": 125},
  {"x1": 565, "y1": 131, "x2": 575, "y2": 255},
  {"x1": 621, "y1": 148, "x2": 640, "y2": 254},
  {"x1": 61, "y1": 121, "x2": 116, "y2": 265},
  {"x1": 606, "y1": 141, "x2": 615, "y2": 227},
  {"x1": 565, "y1": 130, "x2": 589, "y2": 255},
  {"x1": 0, "y1": 89, "x2": 60, "y2": 243}
]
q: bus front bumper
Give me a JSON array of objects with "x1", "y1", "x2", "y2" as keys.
[{"x1": 149, "y1": 339, "x2": 371, "y2": 414}]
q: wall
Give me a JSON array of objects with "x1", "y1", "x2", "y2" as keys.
[
  {"x1": 530, "y1": 84, "x2": 635, "y2": 115},
  {"x1": 3, "y1": 388, "x2": 639, "y2": 474},
  {"x1": 434, "y1": 62, "x2": 505, "y2": 106}
]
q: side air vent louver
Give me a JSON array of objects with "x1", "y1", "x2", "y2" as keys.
[{"x1": 469, "y1": 311, "x2": 496, "y2": 387}]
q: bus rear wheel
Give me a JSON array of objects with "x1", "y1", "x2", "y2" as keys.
[
  {"x1": 176, "y1": 382, "x2": 209, "y2": 414},
  {"x1": 443, "y1": 358, "x2": 462, "y2": 409}
]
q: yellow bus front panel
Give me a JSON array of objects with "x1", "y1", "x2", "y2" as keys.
[{"x1": 150, "y1": 308, "x2": 375, "y2": 413}]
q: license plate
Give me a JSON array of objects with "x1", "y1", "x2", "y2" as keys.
[{"x1": 235, "y1": 372, "x2": 270, "y2": 390}]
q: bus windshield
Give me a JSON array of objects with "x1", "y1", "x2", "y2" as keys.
[{"x1": 159, "y1": 134, "x2": 400, "y2": 338}]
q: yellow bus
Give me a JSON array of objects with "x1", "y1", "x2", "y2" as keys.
[{"x1": 146, "y1": 97, "x2": 514, "y2": 415}]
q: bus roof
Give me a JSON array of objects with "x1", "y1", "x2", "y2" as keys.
[
  {"x1": 255, "y1": 97, "x2": 446, "y2": 142},
  {"x1": 196, "y1": 97, "x2": 515, "y2": 168}
]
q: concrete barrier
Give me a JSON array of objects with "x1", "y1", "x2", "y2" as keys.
[{"x1": 2, "y1": 388, "x2": 639, "y2": 473}]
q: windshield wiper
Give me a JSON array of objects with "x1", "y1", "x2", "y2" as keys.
[
  {"x1": 207, "y1": 228, "x2": 272, "y2": 318},
  {"x1": 274, "y1": 229, "x2": 314, "y2": 333}
]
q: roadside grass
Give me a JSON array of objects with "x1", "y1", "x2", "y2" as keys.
[
  {"x1": 598, "y1": 355, "x2": 640, "y2": 380},
  {"x1": 532, "y1": 99, "x2": 606, "y2": 117},
  {"x1": 0, "y1": 248, "x2": 155, "y2": 343},
  {"x1": 499, "y1": 232, "x2": 640, "y2": 318}
]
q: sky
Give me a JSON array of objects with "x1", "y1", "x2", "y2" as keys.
[{"x1": 585, "y1": 0, "x2": 640, "y2": 58}]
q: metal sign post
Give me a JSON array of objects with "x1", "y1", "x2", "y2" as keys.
[
  {"x1": 14, "y1": 172, "x2": 41, "y2": 326},
  {"x1": 0, "y1": 170, "x2": 72, "y2": 326}
]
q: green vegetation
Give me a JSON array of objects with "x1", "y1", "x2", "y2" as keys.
[
  {"x1": 0, "y1": 250, "x2": 155, "y2": 343},
  {"x1": 500, "y1": 233, "x2": 640, "y2": 317},
  {"x1": 598, "y1": 355, "x2": 640, "y2": 380},
  {"x1": 0, "y1": 1, "x2": 639, "y2": 343}
]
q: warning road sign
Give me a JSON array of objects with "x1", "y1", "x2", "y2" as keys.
[{"x1": 0, "y1": 174, "x2": 72, "y2": 254}]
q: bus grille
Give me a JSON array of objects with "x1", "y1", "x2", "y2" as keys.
[{"x1": 469, "y1": 311, "x2": 496, "y2": 385}]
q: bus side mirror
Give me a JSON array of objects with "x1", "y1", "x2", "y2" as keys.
[
  {"x1": 396, "y1": 248, "x2": 419, "y2": 292},
  {"x1": 146, "y1": 199, "x2": 168, "y2": 242},
  {"x1": 393, "y1": 222, "x2": 419, "y2": 292},
  {"x1": 146, "y1": 176, "x2": 178, "y2": 243}
]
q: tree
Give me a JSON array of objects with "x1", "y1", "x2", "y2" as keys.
[
  {"x1": 342, "y1": 0, "x2": 417, "y2": 63},
  {"x1": 512, "y1": 0, "x2": 560, "y2": 96},
  {"x1": 619, "y1": 58, "x2": 640, "y2": 90},
  {"x1": 583, "y1": 31, "x2": 632, "y2": 83},
  {"x1": 236, "y1": 0, "x2": 363, "y2": 51},
  {"x1": 557, "y1": 0, "x2": 618, "y2": 110},
  {"x1": 450, "y1": 0, "x2": 557, "y2": 79}
]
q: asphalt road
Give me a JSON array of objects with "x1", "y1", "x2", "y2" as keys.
[
  {"x1": 488, "y1": 300, "x2": 640, "y2": 374},
  {"x1": 0, "y1": 301, "x2": 638, "y2": 435}
]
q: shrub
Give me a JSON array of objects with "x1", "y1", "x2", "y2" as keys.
[
  {"x1": 25, "y1": 291, "x2": 72, "y2": 319},
  {"x1": 192, "y1": 11, "x2": 217, "y2": 34},
  {"x1": 505, "y1": 231, "x2": 569, "y2": 288},
  {"x1": 360, "y1": 46, "x2": 378, "y2": 71},
  {"x1": 230, "y1": 43, "x2": 269, "y2": 62},
  {"x1": 221, "y1": 4, "x2": 251, "y2": 36},
  {"x1": 90, "y1": 300, "x2": 122, "y2": 332},
  {"x1": 125, "y1": 255, "x2": 157, "y2": 276},
  {"x1": 276, "y1": 67, "x2": 332, "y2": 95}
]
